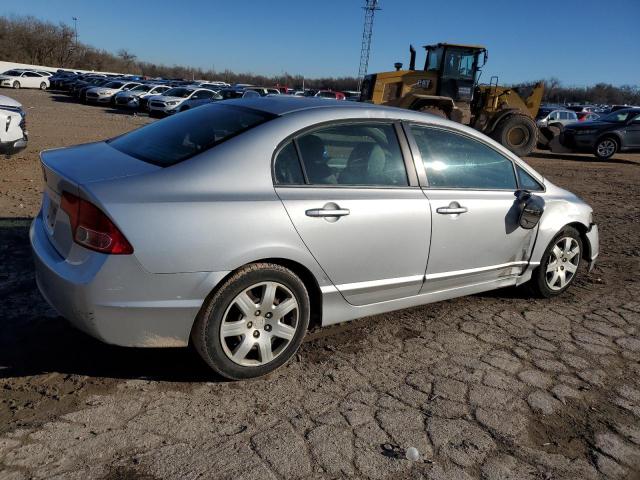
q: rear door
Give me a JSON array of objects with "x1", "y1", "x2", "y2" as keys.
[
  {"x1": 274, "y1": 121, "x2": 431, "y2": 306},
  {"x1": 407, "y1": 124, "x2": 539, "y2": 293}
]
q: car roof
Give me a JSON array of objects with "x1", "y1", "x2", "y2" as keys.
[{"x1": 226, "y1": 96, "x2": 382, "y2": 115}]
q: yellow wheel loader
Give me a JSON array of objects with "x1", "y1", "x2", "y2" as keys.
[{"x1": 360, "y1": 43, "x2": 544, "y2": 156}]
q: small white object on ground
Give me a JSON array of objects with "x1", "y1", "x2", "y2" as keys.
[{"x1": 406, "y1": 446, "x2": 420, "y2": 461}]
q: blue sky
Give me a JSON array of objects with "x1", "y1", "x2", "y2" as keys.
[{"x1": 4, "y1": 0, "x2": 640, "y2": 86}]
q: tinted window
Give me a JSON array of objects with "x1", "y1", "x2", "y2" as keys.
[
  {"x1": 296, "y1": 123, "x2": 408, "y2": 186},
  {"x1": 411, "y1": 125, "x2": 517, "y2": 190},
  {"x1": 109, "y1": 104, "x2": 275, "y2": 167},
  {"x1": 517, "y1": 166, "x2": 543, "y2": 191},
  {"x1": 559, "y1": 112, "x2": 569, "y2": 120},
  {"x1": 274, "y1": 142, "x2": 304, "y2": 185}
]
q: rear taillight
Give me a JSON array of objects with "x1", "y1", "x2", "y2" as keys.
[{"x1": 60, "y1": 191, "x2": 133, "y2": 254}]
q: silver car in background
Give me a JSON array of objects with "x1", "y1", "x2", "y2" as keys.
[
  {"x1": 113, "y1": 84, "x2": 171, "y2": 109},
  {"x1": 536, "y1": 108, "x2": 579, "y2": 128},
  {"x1": 31, "y1": 97, "x2": 599, "y2": 379}
]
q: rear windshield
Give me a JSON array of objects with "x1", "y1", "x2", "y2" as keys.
[{"x1": 108, "y1": 104, "x2": 276, "y2": 167}]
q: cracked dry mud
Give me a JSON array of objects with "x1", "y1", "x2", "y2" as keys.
[{"x1": 1, "y1": 90, "x2": 640, "y2": 479}]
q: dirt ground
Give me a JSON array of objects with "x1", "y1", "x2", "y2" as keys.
[{"x1": 1, "y1": 89, "x2": 639, "y2": 480}]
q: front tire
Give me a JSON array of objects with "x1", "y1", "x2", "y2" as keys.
[
  {"x1": 594, "y1": 136, "x2": 618, "y2": 160},
  {"x1": 491, "y1": 114, "x2": 538, "y2": 156},
  {"x1": 530, "y1": 226, "x2": 582, "y2": 298},
  {"x1": 40, "y1": 82, "x2": 47, "y2": 90},
  {"x1": 12, "y1": 81, "x2": 20, "y2": 89},
  {"x1": 191, "y1": 263, "x2": 310, "y2": 380}
]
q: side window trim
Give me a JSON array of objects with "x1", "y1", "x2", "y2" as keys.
[
  {"x1": 271, "y1": 119, "x2": 418, "y2": 188},
  {"x1": 405, "y1": 122, "x2": 520, "y2": 191},
  {"x1": 292, "y1": 138, "x2": 310, "y2": 184}
]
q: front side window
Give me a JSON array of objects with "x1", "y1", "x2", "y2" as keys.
[
  {"x1": 411, "y1": 125, "x2": 517, "y2": 190},
  {"x1": 517, "y1": 165, "x2": 544, "y2": 191},
  {"x1": 295, "y1": 123, "x2": 408, "y2": 187},
  {"x1": 109, "y1": 104, "x2": 275, "y2": 166}
]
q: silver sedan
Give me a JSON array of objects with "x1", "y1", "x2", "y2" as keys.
[{"x1": 31, "y1": 97, "x2": 599, "y2": 379}]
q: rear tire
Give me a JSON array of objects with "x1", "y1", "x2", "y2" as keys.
[
  {"x1": 191, "y1": 263, "x2": 310, "y2": 380},
  {"x1": 12, "y1": 81, "x2": 20, "y2": 89},
  {"x1": 40, "y1": 82, "x2": 47, "y2": 90},
  {"x1": 491, "y1": 114, "x2": 538, "y2": 156},
  {"x1": 594, "y1": 136, "x2": 618, "y2": 160},
  {"x1": 529, "y1": 226, "x2": 582, "y2": 298}
]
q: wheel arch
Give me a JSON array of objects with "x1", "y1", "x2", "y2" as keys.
[
  {"x1": 566, "y1": 221, "x2": 592, "y2": 262},
  {"x1": 596, "y1": 131, "x2": 622, "y2": 147},
  {"x1": 193, "y1": 257, "x2": 324, "y2": 337}
]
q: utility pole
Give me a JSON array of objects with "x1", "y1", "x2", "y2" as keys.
[
  {"x1": 72, "y1": 17, "x2": 79, "y2": 47},
  {"x1": 357, "y1": 0, "x2": 380, "y2": 91}
]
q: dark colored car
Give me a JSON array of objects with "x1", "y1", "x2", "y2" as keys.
[{"x1": 561, "y1": 108, "x2": 640, "y2": 159}]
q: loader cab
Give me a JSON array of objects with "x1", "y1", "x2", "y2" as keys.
[{"x1": 424, "y1": 43, "x2": 487, "y2": 102}]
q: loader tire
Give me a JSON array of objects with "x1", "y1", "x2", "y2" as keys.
[
  {"x1": 492, "y1": 114, "x2": 537, "y2": 157},
  {"x1": 419, "y1": 106, "x2": 449, "y2": 119}
]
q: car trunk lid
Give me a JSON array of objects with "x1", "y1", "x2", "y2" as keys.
[{"x1": 40, "y1": 141, "x2": 158, "y2": 259}]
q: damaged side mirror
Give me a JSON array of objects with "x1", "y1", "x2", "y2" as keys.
[{"x1": 515, "y1": 190, "x2": 544, "y2": 229}]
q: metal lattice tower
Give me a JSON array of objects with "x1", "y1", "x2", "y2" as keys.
[{"x1": 357, "y1": 0, "x2": 381, "y2": 90}]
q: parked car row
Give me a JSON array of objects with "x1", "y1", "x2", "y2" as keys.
[{"x1": 46, "y1": 68, "x2": 360, "y2": 116}]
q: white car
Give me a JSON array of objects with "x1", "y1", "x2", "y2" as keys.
[
  {"x1": 147, "y1": 87, "x2": 215, "y2": 116},
  {"x1": 0, "y1": 69, "x2": 50, "y2": 90},
  {"x1": 0, "y1": 95, "x2": 27, "y2": 155},
  {"x1": 113, "y1": 84, "x2": 171, "y2": 109},
  {"x1": 85, "y1": 81, "x2": 141, "y2": 104}
]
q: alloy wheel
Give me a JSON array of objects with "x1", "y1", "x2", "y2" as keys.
[
  {"x1": 597, "y1": 139, "x2": 616, "y2": 158},
  {"x1": 220, "y1": 281, "x2": 299, "y2": 367},
  {"x1": 545, "y1": 237, "x2": 580, "y2": 291}
]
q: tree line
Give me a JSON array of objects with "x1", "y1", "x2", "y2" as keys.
[
  {"x1": 1, "y1": 14, "x2": 638, "y2": 102},
  {"x1": 0, "y1": 15, "x2": 359, "y2": 90},
  {"x1": 512, "y1": 78, "x2": 640, "y2": 106}
]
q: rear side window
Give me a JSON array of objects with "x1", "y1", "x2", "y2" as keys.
[
  {"x1": 274, "y1": 142, "x2": 305, "y2": 185},
  {"x1": 109, "y1": 104, "x2": 275, "y2": 166},
  {"x1": 411, "y1": 125, "x2": 517, "y2": 190},
  {"x1": 295, "y1": 123, "x2": 408, "y2": 186}
]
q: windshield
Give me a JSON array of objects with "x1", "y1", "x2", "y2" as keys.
[
  {"x1": 109, "y1": 104, "x2": 276, "y2": 166},
  {"x1": 131, "y1": 84, "x2": 152, "y2": 92},
  {"x1": 163, "y1": 87, "x2": 194, "y2": 98},
  {"x1": 536, "y1": 109, "x2": 552, "y2": 119},
  {"x1": 3, "y1": 70, "x2": 21, "y2": 76},
  {"x1": 600, "y1": 110, "x2": 640, "y2": 123},
  {"x1": 104, "y1": 81, "x2": 124, "y2": 89},
  {"x1": 442, "y1": 49, "x2": 476, "y2": 80}
]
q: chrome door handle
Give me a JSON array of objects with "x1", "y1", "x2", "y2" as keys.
[
  {"x1": 306, "y1": 208, "x2": 350, "y2": 217},
  {"x1": 436, "y1": 206, "x2": 468, "y2": 215}
]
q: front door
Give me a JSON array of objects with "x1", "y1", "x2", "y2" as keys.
[
  {"x1": 273, "y1": 122, "x2": 431, "y2": 306},
  {"x1": 626, "y1": 113, "x2": 640, "y2": 147},
  {"x1": 408, "y1": 124, "x2": 538, "y2": 292}
]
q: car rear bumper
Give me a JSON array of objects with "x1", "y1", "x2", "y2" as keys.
[{"x1": 30, "y1": 214, "x2": 226, "y2": 347}]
